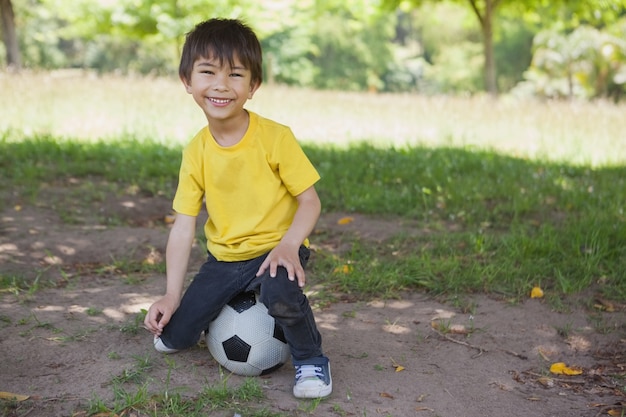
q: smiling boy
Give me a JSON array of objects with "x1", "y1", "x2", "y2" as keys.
[{"x1": 143, "y1": 18, "x2": 332, "y2": 399}]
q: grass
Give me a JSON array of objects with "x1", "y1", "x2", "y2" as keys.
[
  {"x1": 3, "y1": 136, "x2": 624, "y2": 302},
  {"x1": 1, "y1": 72, "x2": 626, "y2": 415},
  {"x1": 88, "y1": 371, "x2": 280, "y2": 417}
]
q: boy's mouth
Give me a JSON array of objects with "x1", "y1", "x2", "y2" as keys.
[{"x1": 209, "y1": 97, "x2": 231, "y2": 105}]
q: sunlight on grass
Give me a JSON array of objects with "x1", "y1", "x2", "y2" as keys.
[{"x1": 2, "y1": 71, "x2": 625, "y2": 166}]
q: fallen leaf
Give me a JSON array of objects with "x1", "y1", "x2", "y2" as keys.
[
  {"x1": 337, "y1": 216, "x2": 354, "y2": 225},
  {"x1": 0, "y1": 392, "x2": 29, "y2": 401},
  {"x1": 608, "y1": 410, "x2": 624, "y2": 417},
  {"x1": 594, "y1": 299, "x2": 616, "y2": 312},
  {"x1": 333, "y1": 264, "x2": 353, "y2": 274},
  {"x1": 380, "y1": 392, "x2": 394, "y2": 399},
  {"x1": 390, "y1": 357, "x2": 405, "y2": 372},
  {"x1": 530, "y1": 286, "x2": 544, "y2": 298},
  {"x1": 550, "y1": 362, "x2": 583, "y2": 375},
  {"x1": 14, "y1": 205, "x2": 22, "y2": 212},
  {"x1": 449, "y1": 324, "x2": 469, "y2": 334}
]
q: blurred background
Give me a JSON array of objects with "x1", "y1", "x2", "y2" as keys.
[{"x1": 2, "y1": 0, "x2": 626, "y2": 100}]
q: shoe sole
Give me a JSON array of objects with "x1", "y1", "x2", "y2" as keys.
[
  {"x1": 293, "y1": 363, "x2": 332, "y2": 399},
  {"x1": 293, "y1": 382, "x2": 333, "y2": 399}
]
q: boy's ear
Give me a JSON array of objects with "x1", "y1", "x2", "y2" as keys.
[
  {"x1": 180, "y1": 75, "x2": 193, "y2": 94},
  {"x1": 248, "y1": 81, "x2": 261, "y2": 99}
]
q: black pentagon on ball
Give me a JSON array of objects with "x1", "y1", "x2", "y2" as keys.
[
  {"x1": 273, "y1": 322, "x2": 287, "y2": 344},
  {"x1": 227, "y1": 291, "x2": 256, "y2": 313},
  {"x1": 222, "y1": 335, "x2": 251, "y2": 362}
]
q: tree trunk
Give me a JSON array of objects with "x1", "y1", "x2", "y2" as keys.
[
  {"x1": 482, "y1": 1, "x2": 497, "y2": 95},
  {"x1": 0, "y1": 0, "x2": 21, "y2": 71},
  {"x1": 468, "y1": 0, "x2": 498, "y2": 95}
]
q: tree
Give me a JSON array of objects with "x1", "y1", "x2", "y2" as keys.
[
  {"x1": 383, "y1": 0, "x2": 626, "y2": 96},
  {"x1": 0, "y1": 0, "x2": 21, "y2": 71},
  {"x1": 526, "y1": 25, "x2": 626, "y2": 100},
  {"x1": 384, "y1": 0, "x2": 505, "y2": 95}
]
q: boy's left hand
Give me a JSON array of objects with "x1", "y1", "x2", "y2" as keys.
[{"x1": 256, "y1": 242, "x2": 305, "y2": 287}]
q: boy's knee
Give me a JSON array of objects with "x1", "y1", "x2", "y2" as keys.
[{"x1": 265, "y1": 298, "x2": 307, "y2": 326}]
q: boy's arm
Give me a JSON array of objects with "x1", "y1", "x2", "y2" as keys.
[
  {"x1": 256, "y1": 185, "x2": 321, "y2": 287},
  {"x1": 144, "y1": 213, "x2": 197, "y2": 336}
]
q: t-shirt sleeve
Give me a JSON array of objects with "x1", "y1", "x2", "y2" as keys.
[
  {"x1": 275, "y1": 130, "x2": 320, "y2": 196},
  {"x1": 172, "y1": 143, "x2": 205, "y2": 216}
]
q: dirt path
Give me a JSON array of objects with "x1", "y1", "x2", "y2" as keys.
[{"x1": 1, "y1": 196, "x2": 624, "y2": 417}]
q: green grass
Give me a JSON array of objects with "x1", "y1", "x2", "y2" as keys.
[
  {"x1": 308, "y1": 144, "x2": 626, "y2": 301},
  {"x1": 85, "y1": 374, "x2": 279, "y2": 417},
  {"x1": 1, "y1": 135, "x2": 625, "y2": 303}
]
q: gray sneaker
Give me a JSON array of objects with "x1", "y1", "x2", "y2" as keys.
[
  {"x1": 153, "y1": 336, "x2": 179, "y2": 354},
  {"x1": 293, "y1": 357, "x2": 332, "y2": 399}
]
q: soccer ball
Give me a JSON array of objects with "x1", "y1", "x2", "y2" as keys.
[{"x1": 206, "y1": 291, "x2": 291, "y2": 376}]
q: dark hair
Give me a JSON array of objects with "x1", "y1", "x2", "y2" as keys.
[{"x1": 179, "y1": 18, "x2": 263, "y2": 86}]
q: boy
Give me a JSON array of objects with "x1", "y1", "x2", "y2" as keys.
[{"x1": 143, "y1": 18, "x2": 331, "y2": 399}]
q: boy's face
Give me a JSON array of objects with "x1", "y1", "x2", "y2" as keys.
[{"x1": 181, "y1": 54, "x2": 259, "y2": 123}]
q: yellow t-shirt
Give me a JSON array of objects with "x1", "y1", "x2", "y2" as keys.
[{"x1": 173, "y1": 111, "x2": 320, "y2": 261}]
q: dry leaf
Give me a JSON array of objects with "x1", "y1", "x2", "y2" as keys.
[
  {"x1": 449, "y1": 324, "x2": 469, "y2": 334},
  {"x1": 333, "y1": 264, "x2": 353, "y2": 274},
  {"x1": 594, "y1": 299, "x2": 616, "y2": 312},
  {"x1": 550, "y1": 362, "x2": 583, "y2": 375},
  {"x1": 608, "y1": 409, "x2": 625, "y2": 416},
  {"x1": 530, "y1": 286, "x2": 544, "y2": 298},
  {"x1": 380, "y1": 392, "x2": 394, "y2": 399},
  {"x1": 390, "y1": 357, "x2": 405, "y2": 372},
  {"x1": 0, "y1": 391, "x2": 29, "y2": 401},
  {"x1": 337, "y1": 216, "x2": 354, "y2": 225}
]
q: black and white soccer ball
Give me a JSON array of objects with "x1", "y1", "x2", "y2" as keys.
[{"x1": 206, "y1": 291, "x2": 291, "y2": 376}]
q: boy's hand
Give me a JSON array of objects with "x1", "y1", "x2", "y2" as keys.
[
  {"x1": 144, "y1": 294, "x2": 179, "y2": 336},
  {"x1": 256, "y1": 242, "x2": 306, "y2": 287}
]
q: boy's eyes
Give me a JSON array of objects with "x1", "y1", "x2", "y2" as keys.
[{"x1": 199, "y1": 70, "x2": 244, "y2": 77}]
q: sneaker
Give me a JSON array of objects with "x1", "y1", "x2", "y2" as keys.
[
  {"x1": 153, "y1": 336, "x2": 179, "y2": 354},
  {"x1": 293, "y1": 357, "x2": 332, "y2": 399}
]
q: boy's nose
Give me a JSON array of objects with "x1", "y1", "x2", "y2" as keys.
[{"x1": 212, "y1": 73, "x2": 229, "y2": 91}]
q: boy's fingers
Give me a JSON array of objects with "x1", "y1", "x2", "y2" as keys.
[
  {"x1": 157, "y1": 312, "x2": 171, "y2": 330},
  {"x1": 256, "y1": 258, "x2": 269, "y2": 276}
]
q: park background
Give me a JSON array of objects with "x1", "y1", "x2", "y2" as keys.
[
  {"x1": 1, "y1": 1, "x2": 626, "y2": 416},
  {"x1": 2, "y1": 0, "x2": 626, "y2": 99}
]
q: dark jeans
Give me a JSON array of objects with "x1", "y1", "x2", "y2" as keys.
[{"x1": 160, "y1": 246, "x2": 323, "y2": 362}]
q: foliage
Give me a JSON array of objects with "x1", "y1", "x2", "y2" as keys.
[
  {"x1": 4, "y1": 0, "x2": 626, "y2": 96},
  {"x1": 7, "y1": 0, "x2": 401, "y2": 90},
  {"x1": 261, "y1": 0, "x2": 397, "y2": 91},
  {"x1": 521, "y1": 20, "x2": 626, "y2": 100},
  {"x1": 383, "y1": 0, "x2": 626, "y2": 97}
]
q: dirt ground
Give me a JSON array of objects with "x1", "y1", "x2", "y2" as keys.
[{"x1": 1, "y1": 186, "x2": 625, "y2": 417}]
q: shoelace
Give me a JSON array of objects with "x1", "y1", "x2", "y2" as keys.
[{"x1": 296, "y1": 365, "x2": 323, "y2": 381}]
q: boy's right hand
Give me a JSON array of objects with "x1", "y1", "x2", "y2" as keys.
[{"x1": 144, "y1": 294, "x2": 179, "y2": 336}]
